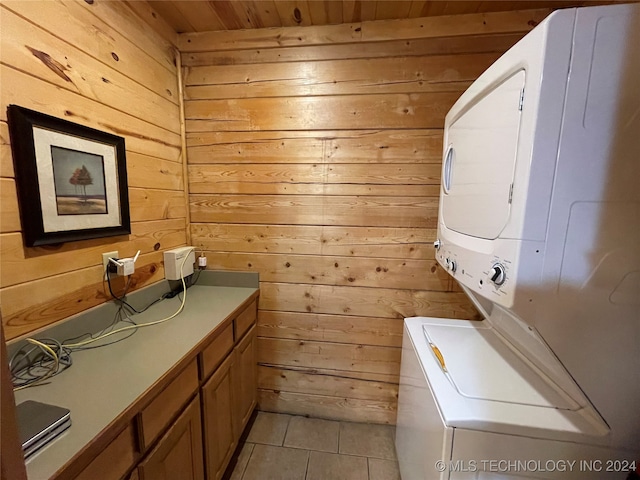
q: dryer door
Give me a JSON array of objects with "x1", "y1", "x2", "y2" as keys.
[{"x1": 442, "y1": 70, "x2": 525, "y2": 240}]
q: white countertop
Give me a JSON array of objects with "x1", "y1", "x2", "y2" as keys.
[{"x1": 14, "y1": 284, "x2": 258, "y2": 480}]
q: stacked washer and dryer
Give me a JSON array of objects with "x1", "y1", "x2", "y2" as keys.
[{"x1": 396, "y1": 4, "x2": 640, "y2": 479}]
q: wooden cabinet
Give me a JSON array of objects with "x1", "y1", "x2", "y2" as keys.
[
  {"x1": 233, "y1": 326, "x2": 257, "y2": 437},
  {"x1": 201, "y1": 304, "x2": 258, "y2": 480},
  {"x1": 138, "y1": 395, "x2": 204, "y2": 480},
  {"x1": 234, "y1": 300, "x2": 256, "y2": 341},
  {"x1": 48, "y1": 294, "x2": 258, "y2": 480},
  {"x1": 75, "y1": 424, "x2": 136, "y2": 480},
  {"x1": 202, "y1": 355, "x2": 236, "y2": 480},
  {"x1": 140, "y1": 361, "x2": 199, "y2": 450},
  {"x1": 137, "y1": 300, "x2": 258, "y2": 480},
  {"x1": 201, "y1": 322, "x2": 234, "y2": 379}
]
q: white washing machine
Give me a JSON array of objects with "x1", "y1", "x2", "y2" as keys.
[{"x1": 396, "y1": 4, "x2": 640, "y2": 479}]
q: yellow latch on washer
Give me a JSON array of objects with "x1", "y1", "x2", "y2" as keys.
[{"x1": 429, "y1": 343, "x2": 447, "y2": 373}]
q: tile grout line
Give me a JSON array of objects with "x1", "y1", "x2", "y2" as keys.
[
  {"x1": 238, "y1": 443, "x2": 255, "y2": 480},
  {"x1": 304, "y1": 449, "x2": 311, "y2": 480},
  {"x1": 281, "y1": 414, "x2": 292, "y2": 447}
]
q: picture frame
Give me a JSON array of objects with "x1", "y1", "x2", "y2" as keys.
[{"x1": 7, "y1": 105, "x2": 130, "y2": 247}]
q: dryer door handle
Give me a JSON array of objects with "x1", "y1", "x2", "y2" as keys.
[{"x1": 443, "y1": 145, "x2": 454, "y2": 193}]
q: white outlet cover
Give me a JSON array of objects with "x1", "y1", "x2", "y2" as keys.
[{"x1": 102, "y1": 251, "x2": 118, "y2": 279}]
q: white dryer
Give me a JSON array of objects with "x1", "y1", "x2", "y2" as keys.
[{"x1": 396, "y1": 4, "x2": 640, "y2": 479}]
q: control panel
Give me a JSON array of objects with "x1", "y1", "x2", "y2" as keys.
[{"x1": 434, "y1": 237, "x2": 519, "y2": 309}]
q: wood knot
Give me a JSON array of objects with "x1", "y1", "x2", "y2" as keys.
[
  {"x1": 154, "y1": 242, "x2": 161, "y2": 251},
  {"x1": 376, "y1": 267, "x2": 382, "y2": 272},
  {"x1": 27, "y1": 47, "x2": 72, "y2": 83},
  {"x1": 347, "y1": 277, "x2": 355, "y2": 282},
  {"x1": 285, "y1": 262, "x2": 291, "y2": 268},
  {"x1": 111, "y1": 52, "x2": 119, "y2": 61},
  {"x1": 334, "y1": 263, "x2": 339, "y2": 268},
  {"x1": 293, "y1": 7, "x2": 302, "y2": 23}
]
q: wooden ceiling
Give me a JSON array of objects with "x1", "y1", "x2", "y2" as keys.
[{"x1": 148, "y1": 1, "x2": 626, "y2": 33}]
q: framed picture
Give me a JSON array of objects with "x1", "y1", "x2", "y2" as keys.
[{"x1": 7, "y1": 105, "x2": 130, "y2": 247}]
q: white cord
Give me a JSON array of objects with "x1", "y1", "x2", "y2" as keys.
[{"x1": 62, "y1": 248, "x2": 195, "y2": 349}]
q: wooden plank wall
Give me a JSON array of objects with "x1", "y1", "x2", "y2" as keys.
[
  {"x1": 0, "y1": 1, "x2": 186, "y2": 340},
  {"x1": 180, "y1": 9, "x2": 550, "y2": 424}
]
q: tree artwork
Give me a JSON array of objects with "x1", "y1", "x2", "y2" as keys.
[
  {"x1": 68, "y1": 170, "x2": 78, "y2": 195},
  {"x1": 69, "y1": 165, "x2": 94, "y2": 203}
]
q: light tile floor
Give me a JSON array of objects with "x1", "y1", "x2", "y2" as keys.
[{"x1": 230, "y1": 412, "x2": 401, "y2": 480}]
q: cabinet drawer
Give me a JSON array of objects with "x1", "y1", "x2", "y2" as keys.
[
  {"x1": 75, "y1": 423, "x2": 136, "y2": 480},
  {"x1": 138, "y1": 395, "x2": 204, "y2": 480},
  {"x1": 235, "y1": 300, "x2": 257, "y2": 341},
  {"x1": 200, "y1": 322, "x2": 234, "y2": 380},
  {"x1": 139, "y1": 360, "x2": 198, "y2": 450}
]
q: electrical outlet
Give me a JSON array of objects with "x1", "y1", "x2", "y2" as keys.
[{"x1": 102, "y1": 251, "x2": 119, "y2": 279}]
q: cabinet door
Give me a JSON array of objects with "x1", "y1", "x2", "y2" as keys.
[
  {"x1": 233, "y1": 326, "x2": 257, "y2": 437},
  {"x1": 202, "y1": 355, "x2": 235, "y2": 480},
  {"x1": 138, "y1": 395, "x2": 204, "y2": 480}
]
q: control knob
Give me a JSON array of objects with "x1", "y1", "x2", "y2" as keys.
[
  {"x1": 489, "y1": 264, "x2": 506, "y2": 286},
  {"x1": 449, "y1": 260, "x2": 457, "y2": 273}
]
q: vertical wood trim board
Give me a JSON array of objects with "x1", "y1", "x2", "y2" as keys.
[
  {"x1": 176, "y1": 50, "x2": 193, "y2": 245},
  {"x1": 182, "y1": 10, "x2": 549, "y2": 424},
  {"x1": 0, "y1": 1, "x2": 187, "y2": 340}
]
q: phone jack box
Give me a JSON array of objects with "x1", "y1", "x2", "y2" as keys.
[{"x1": 164, "y1": 247, "x2": 195, "y2": 280}]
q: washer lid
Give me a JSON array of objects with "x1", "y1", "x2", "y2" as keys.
[{"x1": 423, "y1": 322, "x2": 575, "y2": 409}]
